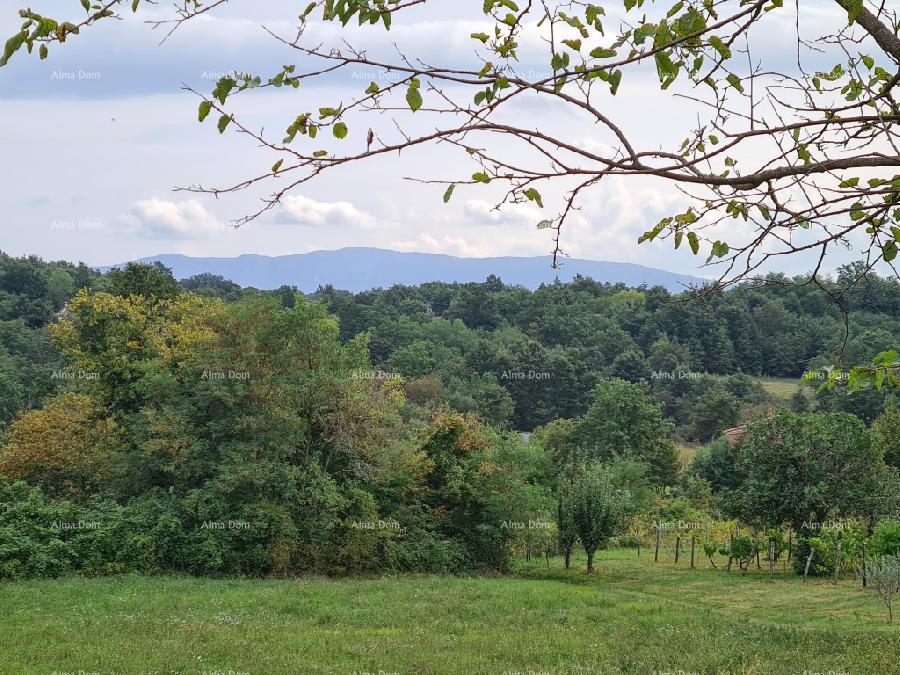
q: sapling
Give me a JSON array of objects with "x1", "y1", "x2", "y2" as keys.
[{"x1": 861, "y1": 555, "x2": 900, "y2": 623}]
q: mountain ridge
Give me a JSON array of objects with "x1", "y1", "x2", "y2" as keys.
[{"x1": 113, "y1": 247, "x2": 707, "y2": 293}]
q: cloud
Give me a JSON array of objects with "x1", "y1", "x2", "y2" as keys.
[
  {"x1": 279, "y1": 195, "x2": 376, "y2": 228},
  {"x1": 125, "y1": 198, "x2": 225, "y2": 239},
  {"x1": 392, "y1": 233, "x2": 494, "y2": 258},
  {"x1": 462, "y1": 199, "x2": 545, "y2": 231}
]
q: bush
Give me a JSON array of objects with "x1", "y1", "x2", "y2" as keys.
[
  {"x1": 870, "y1": 520, "x2": 900, "y2": 557},
  {"x1": 387, "y1": 529, "x2": 467, "y2": 574},
  {"x1": 792, "y1": 522, "x2": 867, "y2": 576}
]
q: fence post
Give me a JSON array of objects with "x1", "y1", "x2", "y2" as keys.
[
  {"x1": 690, "y1": 537, "x2": 696, "y2": 570},
  {"x1": 861, "y1": 542, "x2": 867, "y2": 588},
  {"x1": 768, "y1": 538, "x2": 775, "y2": 581},
  {"x1": 675, "y1": 536, "x2": 681, "y2": 565},
  {"x1": 726, "y1": 533, "x2": 734, "y2": 573},
  {"x1": 833, "y1": 540, "x2": 842, "y2": 586},
  {"x1": 654, "y1": 526, "x2": 661, "y2": 563},
  {"x1": 803, "y1": 547, "x2": 815, "y2": 582}
]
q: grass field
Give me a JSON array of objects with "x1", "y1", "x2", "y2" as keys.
[
  {"x1": 1, "y1": 550, "x2": 898, "y2": 675},
  {"x1": 757, "y1": 377, "x2": 803, "y2": 401}
]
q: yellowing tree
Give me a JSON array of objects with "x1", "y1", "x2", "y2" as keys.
[{"x1": 0, "y1": 392, "x2": 116, "y2": 498}]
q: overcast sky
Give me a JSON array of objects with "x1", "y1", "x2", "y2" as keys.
[{"x1": 0, "y1": 0, "x2": 876, "y2": 278}]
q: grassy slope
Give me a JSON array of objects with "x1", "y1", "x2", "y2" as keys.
[
  {"x1": 1, "y1": 550, "x2": 897, "y2": 675},
  {"x1": 757, "y1": 377, "x2": 802, "y2": 401}
]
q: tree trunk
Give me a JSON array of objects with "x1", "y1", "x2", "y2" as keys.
[
  {"x1": 564, "y1": 547, "x2": 571, "y2": 570},
  {"x1": 586, "y1": 550, "x2": 594, "y2": 572}
]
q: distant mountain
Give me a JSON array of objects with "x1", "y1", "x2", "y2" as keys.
[{"x1": 114, "y1": 248, "x2": 707, "y2": 293}]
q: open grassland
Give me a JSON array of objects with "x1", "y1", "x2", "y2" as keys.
[
  {"x1": 1, "y1": 550, "x2": 897, "y2": 675},
  {"x1": 757, "y1": 377, "x2": 804, "y2": 401}
]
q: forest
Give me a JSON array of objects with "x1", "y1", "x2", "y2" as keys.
[{"x1": 0, "y1": 251, "x2": 898, "y2": 586}]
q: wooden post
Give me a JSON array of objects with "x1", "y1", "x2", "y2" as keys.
[
  {"x1": 654, "y1": 527, "x2": 660, "y2": 563},
  {"x1": 861, "y1": 542, "x2": 867, "y2": 588},
  {"x1": 756, "y1": 546, "x2": 761, "y2": 569},
  {"x1": 690, "y1": 537, "x2": 696, "y2": 569},
  {"x1": 675, "y1": 536, "x2": 681, "y2": 565},
  {"x1": 787, "y1": 529, "x2": 793, "y2": 564},
  {"x1": 833, "y1": 540, "x2": 842, "y2": 586},
  {"x1": 637, "y1": 536, "x2": 641, "y2": 557},
  {"x1": 768, "y1": 538, "x2": 775, "y2": 581},
  {"x1": 803, "y1": 547, "x2": 815, "y2": 582},
  {"x1": 726, "y1": 533, "x2": 734, "y2": 573}
]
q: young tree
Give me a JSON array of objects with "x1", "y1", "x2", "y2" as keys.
[
  {"x1": 570, "y1": 462, "x2": 630, "y2": 572},
  {"x1": 863, "y1": 555, "x2": 900, "y2": 623}
]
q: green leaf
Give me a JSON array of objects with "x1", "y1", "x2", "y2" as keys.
[
  {"x1": 443, "y1": 184, "x2": 456, "y2": 203},
  {"x1": 217, "y1": 114, "x2": 232, "y2": 134},
  {"x1": 687, "y1": 232, "x2": 700, "y2": 255},
  {"x1": 472, "y1": 172, "x2": 491, "y2": 183},
  {"x1": 271, "y1": 159, "x2": 284, "y2": 173},
  {"x1": 708, "y1": 35, "x2": 731, "y2": 60},
  {"x1": 524, "y1": 188, "x2": 544, "y2": 208},
  {"x1": 726, "y1": 73, "x2": 744, "y2": 93},
  {"x1": 198, "y1": 101, "x2": 213, "y2": 122},
  {"x1": 589, "y1": 47, "x2": 617, "y2": 59},
  {"x1": 406, "y1": 82, "x2": 423, "y2": 112},
  {"x1": 333, "y1": 122, "x2": 348, "y2": 139}
]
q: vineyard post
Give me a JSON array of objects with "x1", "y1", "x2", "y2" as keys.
[
  {"x1": 769, "y1": 538, "x2": 775, "y2": 581},
  {"x1": 654, "y1": 526, "x2": 660, "y2": 563},
  {"x1": 675, "y1": 536, "x2": 681, "y2": 565},
  {"x1": 803, "y1": 547, "x2": 815, "y2": 582},
  {"x1": 690, "y1": 537, "x2": 696, "y2": 570},
  {"x1": 861, "y1": 542, "x2": 867, "y2": 588},
  {"x1": 833, "y1": 540, "x2": 842, "y2": 587},
  {"x1": 726, "y1": 533, "x2": 734, "y2": 573}
]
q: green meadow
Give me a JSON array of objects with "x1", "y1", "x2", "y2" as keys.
[{"x1": 2, "y1": 550, "x2": 897, "y2": 675}]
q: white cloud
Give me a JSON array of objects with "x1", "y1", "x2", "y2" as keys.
[
  {"x1": 279, "y1": 195, "x2": 376, "y2": 228},
  {"x1": 126, "y1": 198, "x2": 225, "y2": 239},
  {"x1": 462, "y1": 199, "x2": 545, "y2": 230},
  {"x1": 393, "y1": 233, "x2": 493, "y2": 258}
]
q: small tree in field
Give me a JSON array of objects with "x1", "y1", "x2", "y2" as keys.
[
  {"x1": 571, "y1": 463, "x2": 631, "y2": 572},
  {"x1": 557, "y1": 476, "x2": 579, "y2": 570},
  {"x1": 863, "y1": 555, "x2": 900, "y2": 623}
]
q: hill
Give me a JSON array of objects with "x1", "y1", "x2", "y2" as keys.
[{"x1": 117, "y1": 248, "x2": 707, "y2": 292}]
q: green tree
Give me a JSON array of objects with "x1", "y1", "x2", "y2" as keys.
[
  {"x1": 736, "y1": 410, "x2": 898, "y2": 531},
  {"x1": 570, "y1": 463, "x2": 630, "y2": 572},
  {"x1": 104, "y1": 262, "x2": 181, "y2": 302},
  {"x1": 569, "y1": 379, "x2": 679, "y2": 486},
  {"x1": 688, "y1": 388, "x2": 740, "y2": 442}
]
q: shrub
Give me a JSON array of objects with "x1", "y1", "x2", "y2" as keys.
[{"x1": 870, "y1": 520, "x2": 900, "y2": 557}]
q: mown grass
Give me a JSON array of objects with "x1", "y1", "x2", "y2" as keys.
[{"x1": 1, "y1": 549, "x2": 897, "y2": 675}]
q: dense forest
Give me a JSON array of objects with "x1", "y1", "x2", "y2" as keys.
[{"x1": 0, "y1": 251, "x2": 898, "y2": 580}]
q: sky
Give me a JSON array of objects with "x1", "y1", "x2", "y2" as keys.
[{"x1": 0, "y1": 0, "x2": 879, "y2": 278}]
